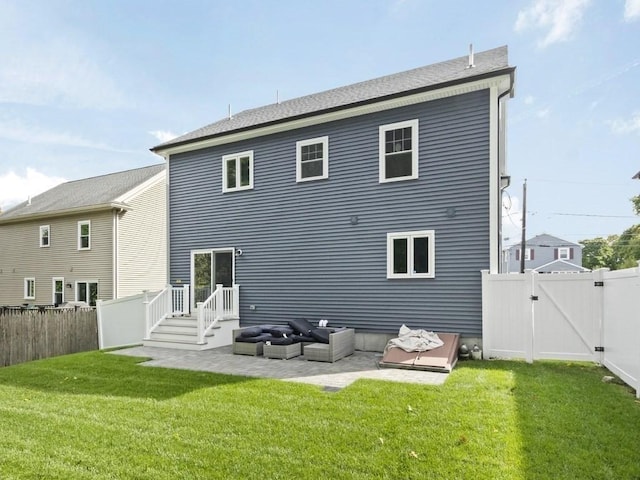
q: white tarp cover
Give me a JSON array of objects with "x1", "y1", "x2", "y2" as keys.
[{"x1": 385, "y1": 324, "x2": 444, "y2": 352}]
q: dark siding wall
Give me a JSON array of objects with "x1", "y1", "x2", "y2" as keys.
[{"x1": 169, "y1": 90, "x2": 490, "y2": 335}]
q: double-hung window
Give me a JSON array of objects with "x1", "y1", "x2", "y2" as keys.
[
  {"x1": 379, "y1": 119, "x2": 419, "y2": 183},
  {"x1": 296, "y1": 136, "x2": 328, "y2": 182},
  {"x1": 24, "y1": 278, "x2": 36, "y2": 300},
  {"x1": 387, "y1": 230, "x2": 435, "y2": 279},
  {"x1": 558, "y1": 247, "x2": 570, "y2": 260},
  {"x1": 222, "y1": 151, "x2": 253, "y2": 192},
  {"x1": 39, "y1": 225, "x2": 50, "y2": 248},
  {"x1": 78, "y1": 220, "x2": 91, "y2": 250}
]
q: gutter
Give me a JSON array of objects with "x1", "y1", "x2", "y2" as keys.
[{"x1": 0, "y1": 202, "x2": 131, "y2": 225}]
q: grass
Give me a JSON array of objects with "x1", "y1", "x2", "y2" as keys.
[{"x1": 0, "y1": 353, "x2": 639, "y2": 479}]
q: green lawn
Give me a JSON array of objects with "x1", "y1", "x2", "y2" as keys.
[{"x1": 0, "y1": 352, "x2": 638, "y2": 479}]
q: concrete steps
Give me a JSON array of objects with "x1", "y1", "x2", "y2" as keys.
[{"x1": 143, "y1": 315, "x2": 239, "y2": 351}]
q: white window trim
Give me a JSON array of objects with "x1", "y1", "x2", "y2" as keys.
[
  {"x1": 558, "y1": 247, "x2": 570, "y2": 260},
  {"x1": 24, "y1": 278, "x2": 36, "y2": 300},
  {"x1": 379, "y1": 119, "x2": 419, "y2": 183},
  {"x1": 76, "y1": 280, "x2": 98, "y2": 306},
  {"x1": 78, "y1": 220, "x2": 91, "y2": 250},
  {"x1": 296, "y1": 136, "x2": 329, "y2": 182},
  {"x1": 386, "y1": 230, "x2": 435, "y2": 279},
  {"x1": 222, "y1": 150, "x2": 254, "y2": 193},
  {"x1": 524, "y1": 248, "x2": 531, "y2": 261},
  {"x1": 39, "y1": 225, "x2": 50, "y2": 248},
  {"x1": 52, "y1": 277, "x2": 64, "y2": 305}
]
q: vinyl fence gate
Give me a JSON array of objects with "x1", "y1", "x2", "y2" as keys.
[{"x1": 482, "y1": 266, "x2": 640, "y2": 397}]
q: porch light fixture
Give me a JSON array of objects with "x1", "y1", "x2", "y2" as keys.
[
  {"x1": 66, "y1": 283, "x2": 72, "y2": 289},
  {"x1": 235, "y1": 248, "x2": 243, "y2": 257}
]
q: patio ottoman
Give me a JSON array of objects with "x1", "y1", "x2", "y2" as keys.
[{"x1": 263, "y1": 342, "x2": 301, "y2": 360}]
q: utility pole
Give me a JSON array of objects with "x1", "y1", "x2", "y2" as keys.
[{"x1": 520, "y1": 179, "x2": 527, "y2": 274}]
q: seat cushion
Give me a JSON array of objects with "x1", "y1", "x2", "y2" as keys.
[
  {"x1": 288, "y1": 318, "x2": 314, "y2": 336},
  {"x1": 235, "y1": 333, "x2": 272, "y2": 343},
  {"x1": 239, "y1": 326, "x2": 264, "y2": 338},
  {"x1": 269, "y1": 326, "x2": 295, "y2": 338},
  {"x1": 310, "y1": 328, "x2": 331, "y2": 344},
  {"x1": 265, "y1": 336, "x2": 294, "y2": 345}
]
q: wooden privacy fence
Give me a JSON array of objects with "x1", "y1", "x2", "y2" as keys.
[
  {"x1": 482, "y1": 263, "x2": 640, "y2": 397},
  {"x1": 0, "y1": 309, "x2": 98, "y2": 367}
]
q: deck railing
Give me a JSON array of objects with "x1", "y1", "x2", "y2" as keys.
[
  {"x1": 197, "y1": 284, "x2": 240, "y2": 344},
  {"x1": 144, "y1": 285, "x2": 191, "y2": 338}
]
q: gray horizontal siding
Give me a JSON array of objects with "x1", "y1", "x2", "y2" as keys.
[{"x1": 169, "y1": 90, "x2": 490, "y2": 336}]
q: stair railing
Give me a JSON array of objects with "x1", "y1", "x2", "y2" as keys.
[
  {"x1": 144, "y1": 284, "x2": 193, "y2": 339},
  {"x1": 197, "y1": 284, "x2": 240, "y2": 344}
]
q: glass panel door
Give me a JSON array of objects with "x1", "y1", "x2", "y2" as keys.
[
  {"x1": 193, "y1": 252, "x2": 212, "y2": 305},
  {"x1": 53, "y1": 278, "x2": 64, "y2": 306},
  {"x1": 214, "y1": 251, "x2": 233, "y2": 287}
]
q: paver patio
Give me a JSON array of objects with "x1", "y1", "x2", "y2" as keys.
[{"x1": 112, "y1": 345, "x2": 448, "y2": 389}]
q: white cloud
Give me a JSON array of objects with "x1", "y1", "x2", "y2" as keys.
[
  {"x1": 536, "y1": 107, "x2": 551, "y2": 118},
  {"x1": 0, "y1": 3, "x2": 126, "y2": 111},
  {"x1": 625, "y1": 0, "x2": 640, "y2": 21},
  {"x1": 149, "y1": 130, "x2": 179, "y2": 143},
  {"x1": 0, "y1": 119, "x2": 134, "y2": 152},
  {"x1": 609, "y1": 112, "x2": 640, "y2": 134},
  {"x1": 514, "y1": 0, "x2": 591, "y2": 47},
  {"x1": 0, "y1": 168, "x2": 66, "y2": 212}
]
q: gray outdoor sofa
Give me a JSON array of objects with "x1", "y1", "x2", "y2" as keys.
[{"x1": 232, "y1": 320, "x2": 355, "y2": 363}]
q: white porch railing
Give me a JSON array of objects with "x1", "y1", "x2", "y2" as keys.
[
  {"x1": 196, "y1": 284, "x2": 240, "y2": 344},
  {"x1": 144, "y1": 284, "x2": 191, "y2": 338}
]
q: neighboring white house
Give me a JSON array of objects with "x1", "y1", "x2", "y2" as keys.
[{"x1": 502, "y1": 233, "x2": 588, "y2": 273}]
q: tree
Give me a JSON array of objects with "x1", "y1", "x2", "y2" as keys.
[
  {"x1": 580, "y1": 236, "x2": 618, "y2": 270},
  {"x1": 614, "y1": 224, "x2": 640, "y2": 269},
  {"x1": 632, "y1": 195, "x2": 640, "y2": 216}
]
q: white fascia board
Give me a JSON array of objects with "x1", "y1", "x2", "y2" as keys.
[
  {"x1": 154, "y1": 74, "x2": 514, "y2": 157},
  {"x1": 0, "y1": 203, "x2": 131, "y2": 225}
]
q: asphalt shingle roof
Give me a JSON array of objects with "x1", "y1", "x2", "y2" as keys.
[
  {"x1": 0, "y1": 164, "x2": 165, "y2": 222},
  {"x1": 153, "y1": 45, "x2": 512, "y2": 151}
]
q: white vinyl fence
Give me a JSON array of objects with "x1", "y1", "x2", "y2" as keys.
[
  {"x1": 482, "y1": 263, "x2": 640, "y2": 397},
  {"x1": 96, "y1": 292, "x2": 151, "y2": 349}
]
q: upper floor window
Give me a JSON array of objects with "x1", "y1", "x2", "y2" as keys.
[
  {"x1": 222, "y1": 151, "x2": 253, "y2": 193},
  {"x1": 558, "y1": 247, "x2": 571, "y2": 260},
  {"x1": 24, "y1": 278, "x2": 35, "y2": 300},
  {"x1": 516, "y1": 248, "x2": 533, "y2": 261},
  {"x1": 78, "y1": 220, "x2": 91, "y2": 250},
  {"x1": 296, "y1": 136, "x2": 328, "y2": 182},
  {"x1": 39, "y1": 225, "x2": 50, "y2": 248},
  {"x1": 379, "y1": 119, "x2": 419, "y2": 183},
  {"x1": 387, "y1": 230, "x2": 435, "y2": 279}
]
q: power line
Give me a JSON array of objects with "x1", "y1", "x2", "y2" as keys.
[{"x1": 551, "y1": 212, "x2": 637, "y2": 219}]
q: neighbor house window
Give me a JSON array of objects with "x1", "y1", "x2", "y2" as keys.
[
  {"x1": 24, "y1": 278, "x2": 35, "y2": 300},
  {"x1": 78, "y1": 220, "x2": 91, "y2": 250},
  {"x1": 387, "y1": 230, "x2": 435, "y2": 279},
  {"x1": 76, "y1": 281, "x2": 98, "y2": 306},
  {"x1": 296, "y1": 136, "x2": 328, "y2": 182},
  {"x1": 515, "y1": 248, "x2": 533, "y2": 261},
  {"x1": 222, "y1": 151, "x2": 253, "y2": 192},
  {"x1": 39, "y1": 225, "x2": 50, "y2": 248},
  {"x1": 379, "y1": 119, "x2": 419, "y2": 183},
  {"x1": 558, "y1": 247, "x2": 570, "y2": 260}
]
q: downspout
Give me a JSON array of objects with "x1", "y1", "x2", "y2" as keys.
[{"x1": 496, "y1": 71, "x2": 515, "y2": 273}]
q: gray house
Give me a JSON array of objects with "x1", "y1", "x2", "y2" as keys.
[
  {"x1": 152, "y1": 46, "x2": 515, "y2": 341},
  {"x1": 502, "y1": 233, "x2": 587, "y2": 273},
  {"x1": 0, "y1": 164, "x2": 167, "y2": 306}
]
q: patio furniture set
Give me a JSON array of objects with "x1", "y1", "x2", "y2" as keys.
[{"x1": 232, "y1": 318, "x2": 355, "y2": 363}]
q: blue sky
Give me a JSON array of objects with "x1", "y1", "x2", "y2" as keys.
[{"x1": 0, "y1": 0, "x2": 638, "y2": 245}]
